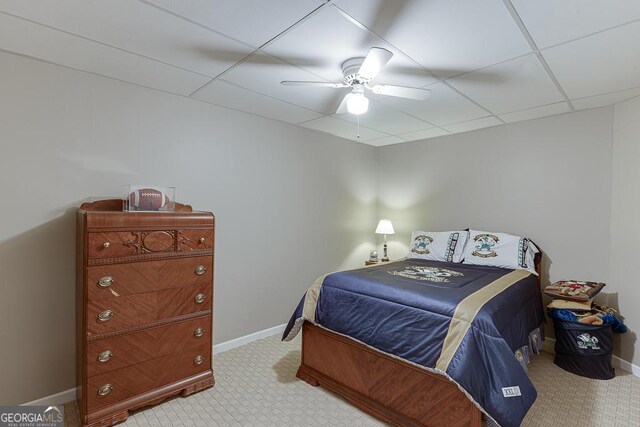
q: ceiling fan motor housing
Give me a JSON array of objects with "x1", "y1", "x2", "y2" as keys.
[{"x1": 342, "y1": 57, "x2": 369, "y2": 85}]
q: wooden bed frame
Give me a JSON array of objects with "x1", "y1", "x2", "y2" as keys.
[{"x1": 296, "y1": 254, "x2": 543, "y2": 427}]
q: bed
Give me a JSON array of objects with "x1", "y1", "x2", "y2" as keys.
[{"x1": 283, "y1": 254, "x2": 544, "y2": 427}]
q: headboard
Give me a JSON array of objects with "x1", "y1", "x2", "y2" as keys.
[{"x1": 533, "y1": 245, "x2": 543, "y2": 285}]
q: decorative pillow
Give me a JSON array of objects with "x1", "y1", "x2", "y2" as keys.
[
  {"x1": 407, "y1": 230, "x2": 468, "y2": 263},
  {"x1": 543, "y1": 280, "x2": 605, "y2": 302},
  {"x1": 462, "y1": 230, "x2": 539, "y2": 275}
]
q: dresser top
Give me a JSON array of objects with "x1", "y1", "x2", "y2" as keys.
[{"x1": 79, "y1": 199, "x2": 214, "y2": 230}]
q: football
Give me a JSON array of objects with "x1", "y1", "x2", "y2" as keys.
[{"x1": 128, "y1": 188, "x2": 169, "y2": 211}]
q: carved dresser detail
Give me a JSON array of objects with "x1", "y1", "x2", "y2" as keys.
[{"x1": 76, "y1": 199, "x2": 215, "y2": 427}]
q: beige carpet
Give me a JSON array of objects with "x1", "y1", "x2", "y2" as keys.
[{"x1": 65, "y1": 334, "x2": 640, "y2": 426}]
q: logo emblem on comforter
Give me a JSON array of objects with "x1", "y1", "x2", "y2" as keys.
[{"x1": 388, "y1": 266, "x2": 463, "y2": 283}]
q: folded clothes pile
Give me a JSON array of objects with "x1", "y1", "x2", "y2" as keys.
[{"x1": 544, "y1": 280, "x2": 627, "y2": 334}]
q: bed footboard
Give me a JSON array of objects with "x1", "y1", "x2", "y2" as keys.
[{"x1": 297, "y1": 322, "x2": 481, "y2": 427}]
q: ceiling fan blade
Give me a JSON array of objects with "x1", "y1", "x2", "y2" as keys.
[
  {"x1": 336, "y1": 94, "x2": 350, "y2": 114},
  {"x1": 358, "y1": 47, "x2": 393, "y2": 81},
  {"x1": 369, "y1": 84, "x2": 431, "y2": 100},
  {"x1": 281, "y1": 81, "x2": 348, "y2": 88}
]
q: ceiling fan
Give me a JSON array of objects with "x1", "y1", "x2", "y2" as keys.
[{"x1": 281, "y1": 47, "x2": 431, "y2": 115}]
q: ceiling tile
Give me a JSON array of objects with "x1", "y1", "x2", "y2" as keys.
[
  {"x1": 543, "y1": 21, "x2": 640, "y2": 99},
  {"x1": 263, "y1": 6, "x2": 438, "y2": 88},
  {"x1": 397, "y1": 128, "x2": 449, "y2": 142},
  {"x1": 572, "y1": 86, "x2": 640, "y2": 111},
  {"x1": 143, "y1": 0, "x2": 323, "y2": 48},
  {"x1": 219, "y1": 52, "x2": 343, "y2": 114},
  {"x1": 511, "y1": 0, "x2": 640, "y2": 48},
  {"x1": 193, "y1": 80, "x2": 323, "y2": 124},
  {"x1": 363, "y1": 136, "x2": 407, "y2": 147},
  {"x1": 335, "y1": 0, "x2": 531, "y2": 78},
  {"x1": 0, "y1": 0, "x2": 252, "y2": 77},
  {"x1": 300, "y1": 116, "x2": 387, "y2": 142},
  {"x1": 382, "y1": 83, "x2": 488, "y2": 126},
  {"x1": 499, "y1": 102, "x2": 571, "y2": 123},
  {"x1": 0, "y1": 12, "x2": 210, "y2": 95},
  {"x1": 447, "y1": 54, "x2": 564, "y2": 114},
  {"x1": 333, "y1": 101, "x2": 433, "y2": 134},
  {"x1": 443, "y1": 116, "x2": 502, "y2": 134}
]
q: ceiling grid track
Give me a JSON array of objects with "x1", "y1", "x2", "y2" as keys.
[
  {"x1": 136, "y1": 0, "x2": 257, "y2": 48},
  {"x1": 206, "y1": 79, "x2": 326, "y2": 118},
  {"x1": 542, "y1": 16, "x2": 640, "y2": 52},
  {"x1": 501, "y1": 0, "x2": 576, "y2": 112},
  {"x1": 327, "y1": 106, "x2": 449, "y2": 138},
  {"x1": 186, "y1": 1, "x2": 339, "y2": 98},
  {"x1": 0, "y1": 10, "x2": 214, "y2": 79},
  {"x1": 0, "y1": 46, "x2": 197, "y2": 98}
]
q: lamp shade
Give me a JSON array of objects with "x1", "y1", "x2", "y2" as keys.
[{"x1": 375, "y1": 219, "x2": 395, "y2": 235}]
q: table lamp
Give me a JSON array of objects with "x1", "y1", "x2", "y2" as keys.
[{"x1": 375, "y1": 219, "x2": 395, "y2": 262}]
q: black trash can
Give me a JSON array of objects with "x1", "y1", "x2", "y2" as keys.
[{"x1": 553, "y1": 319, "x2": 615, "y2": 380}]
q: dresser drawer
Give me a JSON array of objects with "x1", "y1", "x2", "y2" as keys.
[
  {"x1": 87, "y1": 283, "x2": 212, "y2": 336},
  {"x1": 87, "y1": 256, "x2": 213, "y2": 300},
  {"x1": 88, "y1": 229, "x2": 214, "y2": 259},
  {"x1": 86, "y1": 342, "x2": 211, "y2": 411},
  {"x1": 86, "y1": 315, "x2": 212, "y2": 377},
  {"x1": 88, "y1": 232, "x2": 139, "y2": 258},
  {"x1": 177, "y1": 229, "x2": 214, "y2": 251}
]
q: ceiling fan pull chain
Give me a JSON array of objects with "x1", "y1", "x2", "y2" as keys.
[{"x1": 357, "y1": 115, "x2": 361, "y2": 143}]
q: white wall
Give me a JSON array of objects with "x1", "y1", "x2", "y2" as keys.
[
  {"x1": 1, "y1": 47, "x2": 636, "y2": 406},
  {"x1": 378, "y1": 109, "x2": 613, "y2": 289},
  {"x1": 611, "y1": 96, "x2": 640, "y2": 365},
  {"x1": 0, "y1": 52, "x2": 378, "y2": 404}
]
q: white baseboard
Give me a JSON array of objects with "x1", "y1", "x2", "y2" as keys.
[
  {"x1": 543, "y1": 337, "x2": 640, "y2": 378},
  {"x1": 21, "y1": 323, "x2": 288, "y2": 406},
  {"x1": 213, "y1": 323, "x2": 287, "y2": 354},
  {"x1": 21, "y1": 387, "x2": 77, "y2": 407},
  {"x1": 613, "y1": 354, "x2": 640, "y2": 377}
]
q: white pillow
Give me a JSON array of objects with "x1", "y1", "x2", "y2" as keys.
[
  {"x1": 463, "y1": 230, "x2": 538, "y2": 275},
  {"x1": 407, "y1": 230, "x2": 468, "y2": 263}
]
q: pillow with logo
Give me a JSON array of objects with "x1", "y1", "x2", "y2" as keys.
[
  {"x1": 463, "y1": 230, "x2": 539, "y2": 275},
  {"x1": 407, "y1": 230, "x2": 468, "y2": 263}
]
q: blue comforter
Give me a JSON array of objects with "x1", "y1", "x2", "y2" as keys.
[{"x1": 283, "y1": 259, "x2": 544, "y2": 427}]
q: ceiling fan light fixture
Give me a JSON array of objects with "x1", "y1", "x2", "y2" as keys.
[
  {"x1": 280, "y1": 47, "x2": 430, "y2": 115},
  {"x1": 346, "y1": 92, "x2": 369, "y2": 115}
]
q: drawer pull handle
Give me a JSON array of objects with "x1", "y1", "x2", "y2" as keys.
[
  {"x1": 195, "y1": 265, "x2": 207, "y2": 275},
  {"x1": 98, "y1": 276, "x2": 114, "y2": 288},
  {"x1": 102, "y1": 242, "x2": 110, "y2": 249},
  {"x1": 199, "y1": 237, "x2": 206, "y2": 244},
  {"x1": 194, "y1": 327, "x2": 205, "y2": 338},
  {"x1": 97, "y1": 350, "x2": 113, "y2": 363},
  {"x1": 97, "y1": 384, "x2": 113, "y2": 396},
  {"x1": 194, "y1": 355, "x2": 205, "y2": 365},
  {"x1": 97, "y1": 310, "x2": 113, "y2": 322},
  {"x1": 194, "y1": 293, "x2": 206, "y2": 304}
]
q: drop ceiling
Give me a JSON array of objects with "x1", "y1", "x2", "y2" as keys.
[{"x1": 1, "y1": 0, "x2": 640, "y2": 146}]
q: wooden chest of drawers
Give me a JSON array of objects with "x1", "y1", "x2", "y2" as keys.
[{"x1": 76, "y1": 199, "x2": 214, "y2": 427}]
